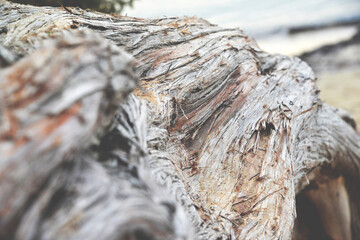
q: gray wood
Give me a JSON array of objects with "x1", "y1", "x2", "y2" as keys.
[{"x1": 1, "y1": 1, "x2": 359, "y2": 239}]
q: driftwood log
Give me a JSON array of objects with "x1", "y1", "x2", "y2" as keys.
[{"x1": 1, "y1": 1, "x2": 360, "y2": 239}]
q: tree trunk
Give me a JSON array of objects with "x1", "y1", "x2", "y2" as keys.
[{"x1": 1, "y1": 1, "x2": 360, "y2": 239}]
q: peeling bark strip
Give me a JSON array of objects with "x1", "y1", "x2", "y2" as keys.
[{"x1": 1, "y1": 1, "x2": 360, "y2": 239}]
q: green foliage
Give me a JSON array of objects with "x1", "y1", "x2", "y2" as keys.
[{"x1": 9, "y1": 0, "x2": 135, "y2": 13}]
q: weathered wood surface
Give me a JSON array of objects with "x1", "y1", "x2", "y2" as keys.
[{"x1": 1, "y1": 1, "x2": 360, "y2": 239}]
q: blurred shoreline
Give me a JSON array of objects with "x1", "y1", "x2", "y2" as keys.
[
  {"x1": 299, "y1": 25, "x2": 360, "y2": 128},
  {"x1": 287, "y1": 17, "x2": 360, "y2": 34},
  {"x1": 255, "y1": 24, "x2": 359, "y2": 56}
]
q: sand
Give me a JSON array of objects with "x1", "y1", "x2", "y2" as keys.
[{"x1": 317, "y1": 70, "x2": 360, "y2": 127}]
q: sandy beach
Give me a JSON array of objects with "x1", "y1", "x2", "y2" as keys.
[{"x1": 318, "y1": 70, "x2": 360, "y2": 126}]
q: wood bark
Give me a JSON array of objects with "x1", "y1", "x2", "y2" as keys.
[{"x1": 1, "y1": 1, "x2": 360, "y2": 239}]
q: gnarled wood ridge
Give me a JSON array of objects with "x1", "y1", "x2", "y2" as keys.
[{"x1": 0, "y1": 1, "x2": 360, "y2": 239}]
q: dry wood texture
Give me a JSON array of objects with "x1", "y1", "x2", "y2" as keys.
[{"x1": 1, "y1": 1, "x2": 360, "y2": 239}]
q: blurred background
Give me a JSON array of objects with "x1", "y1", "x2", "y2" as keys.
[{"x1": 122, "y1": 0, "x2": 360, "y2": 127}]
